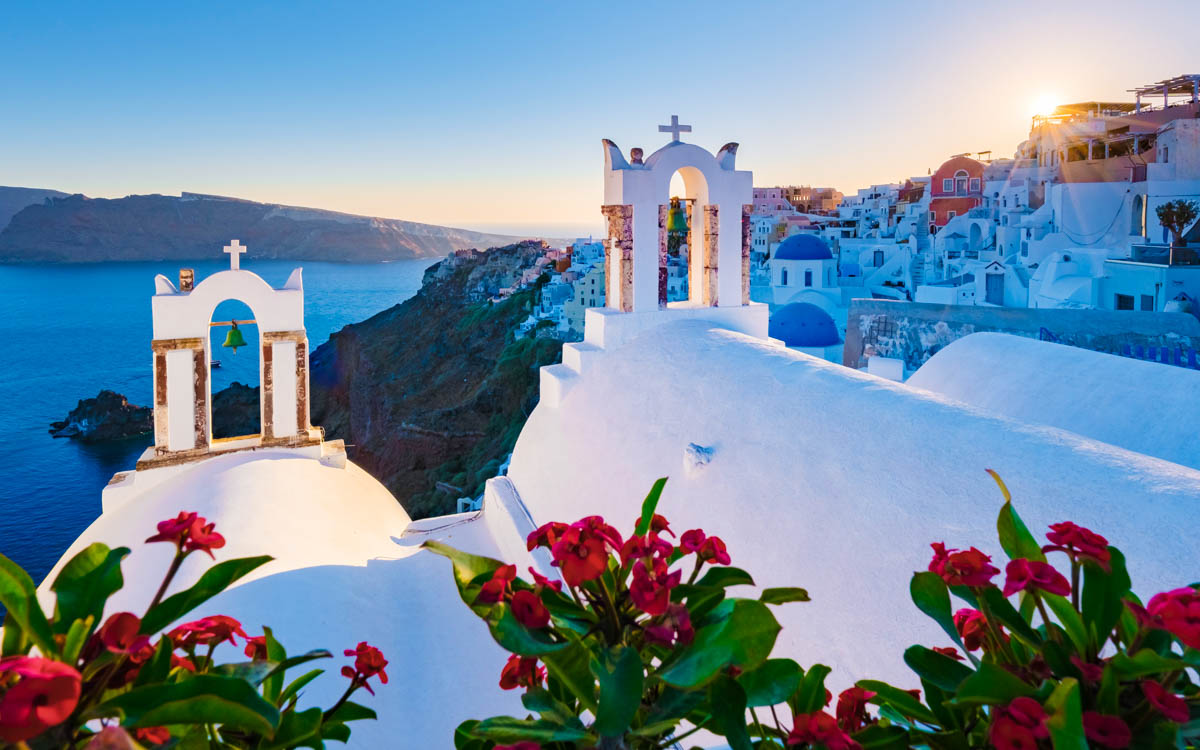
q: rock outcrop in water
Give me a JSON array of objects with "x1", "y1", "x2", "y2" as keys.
[
  {"x1": 50, "y1": 390, "x2": 152, "y2": 442},
  {"x1": 0, "y1": 190, "x2": 540, "y2": 262}
]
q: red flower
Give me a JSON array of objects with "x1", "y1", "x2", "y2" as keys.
[
  {"x1": 527, "y1": 567, "x2": 563, "y2": 593},
  {"x1": 1070, "y1": 655, "x2": 1104, "y2": 682},
  {"x1": 0, "y1": 656, "x2": 83, "y2": 743},
  {"x1": 630, "y1": 559, "x2": 681, "y2": 616},
  {"x1": 1002, "y1": 558, "x2": 1071, "y2": 598},
  {"x1": 476, "y1": 564, "x2": 517, "y2": 604},
  {"x1": 680, "y1": 529, "x2": 706, "y2": 553},
  {"x1": 185, "y1": 518, "x2": 225, "y2": 559},
  {"x1": 1145, "y1": 586, "x2": 1200, "y2": 649},
  {"x1": 511, "y1": 590, "x2": 551, "y2": 629},
  {"x1": 526, "y1": 521, "x2": 568, "y2": 552},
  {"x1": 171, "y1": 654, "x2": 196, "y2": 672},
  {"x1": 989, "y1": 717, "x2": 1039, "y2": 750},
  {"x1": 494, "y1": 743, "x2": 541, "y2": 750},
  {"x1": 145, "y1": 511, "x2": 198, "y2": 547},
  {"x1": 634, "y1": 513, "x2": 674, "y2": 537},
  {"x1": 787, "y1": 711, "x2": 860, "y2": 750},
  {"x1": 168, "y1": 615, "x2": 248, "y2": 649},
  {"x1": 244, "y1": 635, "x2": 268, "y2": 660},
  {"x1": 1142, "y1": 680, "x2": 1190, "y2": 723},
  {"x1": 835, "y1": 687, "x2": 876, "y2": 733},
  {"x1": 698, "y1": 536, "x2": 731, "y2": 566},
  {"x1": 498, "y1": 654, "x2": 545, "y2": 691},
  {"x1": 1044, "y1": 521, "x2": 1111, "y2": 568},
  {"x1": 619, "y1": 534, "x2": 673, "y2": 567},
  {"x1": 644, "y1": 604, "x2": 694, "y2": 647},
  {"x1": 135, "y1": 726, "x2": 172, "y2": 745},
  {"x1": 929, "y1": 543, "x2": 999, "y2": 587},
  {"x1": 953, "y1": 608, "x2": 991, "y2": 651},
  {"x1": 1083, "y1": 713, "x2": 1131, "y2": 748},
  {"x1": 996, "y1": 697, "x2": 1048, "y2": 739},
  {"x1": 98, "y1": 612, "x2": 152, "y2": 657},
  {"x1": 341, "y1": 641, "x2": 388, "y2": 695},
  {"x1": 550, "y1": 519, "x2": 619, "y2": 587},
  {"x1": 932, "y1": 646, "x2": 963, "y2": 661}
]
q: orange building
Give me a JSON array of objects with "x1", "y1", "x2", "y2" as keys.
[{"x1": 928, "y1": 155, "x2": 984, "y2": 233}]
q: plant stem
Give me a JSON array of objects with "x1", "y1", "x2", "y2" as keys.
[
  {"x1": 1071, "y1": 560, "x2": 1081, "y2": 611},
  {"x1": 685, "y1": 557, "x2": 703, "y2": 586},
  {"x1": 1033, "y1": 595, "x2": 1062, "y2": 646},
  {"x1": 147, "y1": 549, "x2": 188, "y2": 615},
  {"x1": 976, "y1": 590, "x2": 1020, "y2": 666},
  {"x1": 323, "y1": 681, "x2": 359, "y2": 722}
]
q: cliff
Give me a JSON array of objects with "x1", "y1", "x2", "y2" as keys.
[
  {"x1": 0, "y1": 190, "x2": 536, "y2": 262},
  {"x1": 0, "y1": 187, "x2": 69, "y2": 232},
  {"x1": 50, "y1": 390, "x2": 151, "y2": 442},
  {"x1": 310, "y1": 240, "x2": 564, "y2": 517}
]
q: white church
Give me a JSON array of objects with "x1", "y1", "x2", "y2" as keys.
[{"x1": 35, "y1": 122, "x2": 1200, "y2": 747}]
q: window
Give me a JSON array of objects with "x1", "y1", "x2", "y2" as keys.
[
  {"x1": 781, "y1": 268, "x2": 788, "y2": 286},
  {"x1": 873, "y1": 250, "x2": 884, "y2": 267},
  {"x1": 804, "y1": 270, "x2": 813, "y2": 287},
  {"x1": 954, "y1": 170, "x2": 969, "y2": 195},
  {"x1": 1141, "y1": 294, "x2": 1155, "y2": 311},
  {"x1": 948, "y1": 211, "x2": 957, "y2": 220},
  {"x1": 969, "y1": 178, "x2": 981, "y2": 192},
  {"x1": 942, "y1": 178, "x2": 954, "y2": 192},
  {"x1": 1115, "y1": 294, "x2": 1135, "y2": 310},
  {"x1": 930, "y1": 211, "x2": 936, "y2": 222}
]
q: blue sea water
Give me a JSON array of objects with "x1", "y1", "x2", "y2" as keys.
[{"x1": 0, "y1": 258, "x2": 437, "y2": 584}]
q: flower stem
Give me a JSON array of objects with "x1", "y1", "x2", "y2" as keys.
[
  {"x1": 1033, "y1": 595, "x2": 1062, "y2": 645},
  {"x1": 147, "y1": 549, "x2": 187, "y2": 615},
  {"x1": 323, "y1": 680, "x2": 359, "y2": 722},
  {"x1": 1070, "y1": 559, "x2": 1081, "y2": 610}
]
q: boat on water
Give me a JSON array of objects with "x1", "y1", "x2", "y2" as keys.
[{"x1": 211, "y1": 360, "x2": 222, "y2": 369}]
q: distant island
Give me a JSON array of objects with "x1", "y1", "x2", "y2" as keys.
[{"x1": 0, "y1": 187, "x2": 547, "y2": 262}]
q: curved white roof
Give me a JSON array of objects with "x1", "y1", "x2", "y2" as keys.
[
  {"x1": 908, "y1": 332, "x2": 1200, "y2": 470},
  {"x1": 38, "y1": 451, "x2": 525, "y2": 747},
  {"x1": 508, "y1": 321, "x2": 1200, "y2": 689}
]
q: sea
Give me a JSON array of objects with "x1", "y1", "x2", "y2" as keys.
[{"x1": 0, "y1": 258, "x2": 438, "y2": 584}]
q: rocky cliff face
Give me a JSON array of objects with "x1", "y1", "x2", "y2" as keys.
[
  {"x1": 0, "y1": 187, "x2": 69, "y2": 232},
  {"x1": 310, "y1": 240, "x2": 564, "y2": 518},
  {"x1": 0, "y1": 191, "x2": 537, "y2": 262},
  {"x1": 50, "y1": 390, "x2": 151, "y2": 442}
]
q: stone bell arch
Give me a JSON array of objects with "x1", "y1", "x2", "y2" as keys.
[{"x1": 140, "y1": 240, "x2": 321, "y2": 468}]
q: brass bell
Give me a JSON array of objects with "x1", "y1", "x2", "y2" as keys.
[
  {"x1": 222, "y1": 321, "x2": 247, "y2": 354},
  {"x1": 666, "y1": 196, "x2": 688, "y2": 235}
]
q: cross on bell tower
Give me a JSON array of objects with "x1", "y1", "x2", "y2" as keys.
[
  {"x1": 658, "y1": 115, "x2": 692, "y2": 143},
  {"x1": 224, "y1": 239, "x2": 246, "y2": 270}
]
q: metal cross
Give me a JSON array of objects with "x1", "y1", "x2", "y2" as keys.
[
  {"x1": 658, "y1": 115, "x2": 691, "y2": 143},
  {"x1": 224, "y1": 239, "x2": 246, "y2": 270}
]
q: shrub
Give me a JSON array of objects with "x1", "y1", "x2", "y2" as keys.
[
  {"x1": 1156, "y1": 200, "x2": 1199, "y2": 247},
  {"x1": 0, "y1": 512, "x2": 385, "y2": 747}
]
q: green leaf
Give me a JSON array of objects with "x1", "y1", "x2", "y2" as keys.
[
  {"x1": 695, "y1": 566, "x2": 755, "y2": 589},
  {"x1": 902, "y1": 645, "x2": 974, "y2": 693},
  {"x1": 1109, "y1": 648, "x2": 1186, "y2": 678},
  {"x1": 326, "y1": 700, "x2": 377, "y2": 723},
  {"x1": 759, "y1": 588, "x2": 810, "y2": 606},
  {"x1": 62, "y1": 615, "x2": 94, "y2": 665},
  {"x1": 1, "y1": 610, "x2": 26, "y2": 656},
  {"x1": 1042, "y1": 594, "x2": 1089, "y2": 654},
  {"x1": 590, "y1": 645, "x2": 644, "y2": 737},
  {"x1": 658, "y1": 599, "x2": 781, "y2": 688},
  {"x1": 454, "y1": 719, "x2": 490, "y2": 750},
  {"x1": 979, "y1": 587, "x2": 1041, "y2": 647},
  {"x1": 793, "y1": 664, "x2": 833, "y2": 714},
  {"x1": 953, "y1": 662, "x2": 1036, "y2": 705},
  {"x1": 261, "y1": 707, "x2": 323, "y2": 750},
  {"x1": 541, "y1": 634, "x2": 598, "y2": 713},
  {"x1": 521, "y1": 688, "x2": 581, "y2": 727},
  {"x1": 996, "y1": 500, "x2": 1046, "y2": 563},
  {"x1": 0, "y1": 552, "x2": 58, "y2": 657},
  {"x1": 488, "y1": 604, "x2": 570, "y2": 657},
  {"x1": 279, "y1": 668, "x2": 324, "y2": 708},
  {"x1": 1096, "y1": 665, "x2": 1119, "y2": 715},
  {"x1": 140, "y1": 556, "x2": 273, "y2": 634},
  {"x1": 910, "y1": 572, "x2": 967, "y2": 653},
  {"x1": 471, "y1": 716, "x2": 590, "y2": 743},
  {"x1": 421, "y1": 540, "x2": 509, "y2": 613},
  {"x1": 97, "y1": 673, "x2": 280, "y2": 733},
  {"x1": 262, "y1": 625, "x2": 287, "y2": 704},
  {"x1": 1043, "y1": 678, "x2": 1087, "y2": 750},
  {"x1": 709, "y1": 675, "x2": 753, "y2": 750},
  {"x1": 854, "y1": 724, "x2": 912, "y2": 750},
  {"x1": 212, "y1": 659, "x2": 275, "y2": 686},
  {"x1": 322, "y1": 722, "x2": 352, "y2": 743},
  {"x1": 1081, "y1": 549, "x2": 1131, "y2": 651},
  {"x1": 260, "y1": 649, "x2": 333, "y2": 687},
  {"x1": 50, "y1": 543, "x2": 129, "y2": 635},
  {"x1": 133, "y1": 638, "x2": 173, "y2": 687},
  {"x1": 738, "y1": 658, "x2": 803, "y2": 707},
  {"x1": 635, "y1": 477, "x2": 668, "y2": 536},
  {"x1": 857, "y1": 680, "x2": 939, "y2": 725}
]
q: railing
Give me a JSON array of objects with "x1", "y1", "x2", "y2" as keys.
[{"x1": 1130, "y1": 243, "x2": 1200, "y2": 266}]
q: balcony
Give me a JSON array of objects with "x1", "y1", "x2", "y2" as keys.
[{"x1": 1129, "y1": 243, "x2": 1200, "y2": 266}]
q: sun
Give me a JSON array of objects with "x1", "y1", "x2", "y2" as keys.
[{"x1": 1030, "y1": 93, "x2": 1060, "y2": 119}]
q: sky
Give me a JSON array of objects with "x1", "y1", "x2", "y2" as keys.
[{"x1": 3, "y1": 0, "x2": 1199, "y2": 238}]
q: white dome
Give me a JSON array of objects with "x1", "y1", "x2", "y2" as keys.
[
  {"x1": 38, "y1": 450, "x2": 526, "y2": 747},
  {"x1": 507, "y1": 321, "x2": 1200, "y2": 689}
]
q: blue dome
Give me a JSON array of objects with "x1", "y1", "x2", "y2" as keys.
[
  {"x1": 769, "y1": 302, "x2": 840, "y2": 348},
  {"x1": 774, "y1": 234, "x2": 832, "y2": 261}
]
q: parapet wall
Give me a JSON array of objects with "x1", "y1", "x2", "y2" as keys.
[{"x1": 843, "y1": 299, "x2": 1200, "y2": 371}]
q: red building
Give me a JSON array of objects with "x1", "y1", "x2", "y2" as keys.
[{"x1": 928, "y1": 155, "x2": 984, "y2": 234}]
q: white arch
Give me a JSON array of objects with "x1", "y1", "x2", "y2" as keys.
[{"x1": 152, "y1": 268, "x2": 304, "y2": 340}]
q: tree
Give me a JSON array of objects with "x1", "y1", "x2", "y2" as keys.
[{"x1": 1156, "y1": 198, "x2": 1199, "y2": 247}]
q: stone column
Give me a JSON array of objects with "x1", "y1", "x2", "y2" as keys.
[
  {"x1": 685, "y1": 200, "x2": 696, "y2": 302},
  {"x1": 150, "y1": 337, "x2": 207, "y2": 455},
  {"x1": 702, "y1": 205, "x2": 720, "y2": 306},
  {"x1": 295, "y1": 337, "x2": 310, "y2": 434},
  {"x1": 657, "y1": 204, "x2": 669, "y2": 308},
  {"x1": 741, "y1": 204, "x2": 753, "y2": 305},
  {"x1": 261, "y1": 341, "x2": 275, "y2": 440},
  {"x1": 601, "y1": 204, "x2": 633, "y2": 312},
  {"x1": 192, "y1": 347, "x2": 208, "y2": 449}
]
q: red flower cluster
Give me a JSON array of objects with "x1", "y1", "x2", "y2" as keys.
[
  {"x1": 477, "y1": 564, "x2": 517, "y2": 604},
  {"x1": 534, "y1": 517, "x2": 623, "y2": 587},
  {"x1": 146, "y1": 511, "x2": 226, "y2": 558},
  {"x1": 1083, "y1": 713, "x2": 1131, "y2": 748},
  {"x1": 475, "y1": 564, "x2": 551, "y2": 630},
  {"x1": 135, "y1": 726, "x2": 172, "y2": 745},
  {"x1": 498, "y1": 654, "x2": 545, "y2": 691},
  {"x1": 680, "y1": 529, "x2": 731, "y2": 565},
  {"x1": 494, "y1": 743, "x2": 541, "y2": 750},
  {"x1": 1132, "y1": 586, "x2": 1200, "y2": 650},
  {"x1": 1002, "y1": 558, "x2": 1071, "y2": 598},
  {"x1": 644, "y1": 603, "x2": 694, "y2": 648},
  {"x1": 953, "y1": 608, "x2": 992, "y2": 651},
  {"x1": 168, "y1": 615, "x2": 248, "y2": 650},
  {"x1": 1044, "y1": 521, "x2": 1110, "y2": 568},
  {"x1": 98, "y1": 612, "x2": 152, "y2": 658},
  {"x1": 932, "y1": 646, "x2": 963, "y2": 661},
  {"x1": 341, "y1": 642, "x2": 388, "y2": 695},
  {"x1": 0, "y1": 656, "x2": 82, "y2": 743},
  {"x1": 835, "y1": 687, "x2": 876, "y2": 734},
  {"x1": 1142, "y1": 680, "x2": 1189, "y2": 723},
  {"x1": 989, "y1": 697, "x2": 1047, "y2": 750},
  {"x1": 244, "y1": 635, "x2": 268, "y2": 660},
  {"x1": 787, "y1": 710, "x2": 860, "y2": 750},
  {"x1": 929, "y1": 543, "x2": 999, "y2": 587}
]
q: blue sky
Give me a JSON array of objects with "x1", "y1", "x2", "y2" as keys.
[{"x1": 3, "y1": 0, "x2": 1198, "y2": 237}]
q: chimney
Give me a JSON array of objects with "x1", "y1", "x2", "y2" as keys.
[{"x1": 179, "y1": 268, "x2": 195, "y2": 292}]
